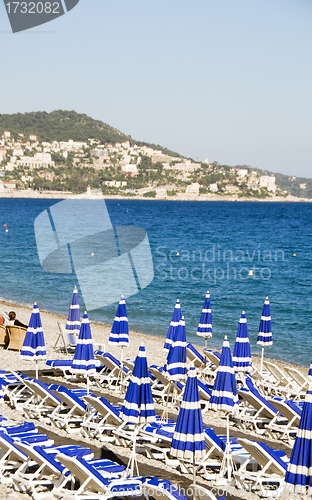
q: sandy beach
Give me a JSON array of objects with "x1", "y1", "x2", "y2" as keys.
[{"x1": 0, "y1": 298, "x2": 308, "y2": 500}]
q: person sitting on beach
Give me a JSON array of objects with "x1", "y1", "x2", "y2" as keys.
[{"x1": 7, "y1": 311, "x2": 28, "y2": 329}]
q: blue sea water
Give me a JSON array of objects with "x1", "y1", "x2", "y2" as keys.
[{"x1": 0, "y1": 198, "x2": 312, "y2": 367}]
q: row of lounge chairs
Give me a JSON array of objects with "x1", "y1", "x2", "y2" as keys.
[
  {"x1": 0, "y1": 393, "x2": 228, "y2": 500},
  {"x1": 1, "y1": 369, "x2": 298, "y2": 497}
]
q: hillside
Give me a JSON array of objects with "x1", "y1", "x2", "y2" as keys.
[{"x1": 0, "y1": 110, "x2": 181, "y2": 157}]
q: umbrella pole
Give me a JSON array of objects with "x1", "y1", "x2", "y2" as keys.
[
  {"x1": 260, "y1": 346, "x2": 264, "y2": 374},
  {"x1": 35, "y1": 359, "x2": 38, "y2": 380},
  {"x1": 87, "y1": 375, "x2": 90, "y2": 395},
  {"x1": 226, "y1": 414, "x2": 231, "y2": 481},
  {"x1": 193, "y1": 453, "x2": 196, "y2": 486}
]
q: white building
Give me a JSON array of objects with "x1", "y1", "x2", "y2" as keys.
[
  {"x1": 59, "y1": 140, "x2": 87, "y2": 151},
  {"x1": 186, "y1": 182, "x2": 200, "y2": 195},
  {"x1": 13, "y1": 147, "x2": 23, "y2": 157},
  {"x1": 122, "y1": 164, "x2": 138, "y2": 174},
  {"x1": 17, "y1": 152, "x2": 54, "y2": 169},
  {"x1": 237, "y1": 169, "x2": 248, "y2": 179},
  {"x1": 225, "y1": 184, "x2": 239, "y2": 194},
  {"x1": 3, "y1": 131, "x2": 10, "y2": 139},
  {"x1": 300, "y1": 183, "x2": 307, "y2": 189},
  {"x1": 209, "y1": 183, "x2": 218, "y2": 192},
  {"x1": 259, "y1": 175, "x2": 276, "y2": 193}
]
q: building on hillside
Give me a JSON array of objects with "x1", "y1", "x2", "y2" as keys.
[
  {"x1": 122, "y1": 141, "x2": 130, "y2": 149},
  {"x1": 3, "y1": 131, "x2": 10, "y2": 139},
  {"x1": 171, "y1": 160, "x2": 200, "y2": 172},
  {"x1": 121, "y1": 164, "x2": 138, "y2": 174},
  {"x1": 13, "y1": 146, "x2": 23, "y2": 157},
  {"x1": 209, "y1": 183, "x2": 218, "y2": 192},
  {"x1": 5, "y1": 162, "x2": 16, "y2": 171},
  {"x1": 225, "y1": 184, "x2": 240, "y2": 194},
  {"x1": 91, "y1": 149, "x2": 109, "y2": 159},
  {"x1": 259, "y1": 175, "x2": 276, "y2": 193},
  {"x1": 247, "y1": 172, "x2": 259, "y2": 190},
  {"x1": 59, "y1": 140, "x2": 87, "y2": 151},
  {"x1": 29, "y1": 134, "x2": 37, "y2": 141},
  {"x1": 186, "y1": 182, "x2": 200, "y2": 196},
  {"x1": 104, "y1": 180, "x2": 127, "y2": 188},
  {"x1": 236, "y1": 169, "x2": 248, "y2": 179},
  {"x1": 3, "y1": 181, "x2": 16, "y2": 190},
  {"x1": 0, "y1": 180, "x2": 4, "y2": 192},
  {"x1": 300, "y1": 183, "x2": 307, "y2": 189},
  {"x1": 16, "y1": 152, "x2": 54, "y2": 169}
]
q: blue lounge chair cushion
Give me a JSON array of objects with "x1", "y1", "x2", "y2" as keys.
[
  {"x1": 257, "y1": 442, "x2": 288, "y2": 472},
  {"x1": 57, "y1": 386, "x2": 86, "y2": 410},
  {"x1": 204, "y1": 427, "x2": 226, "y2": 452},
  {"x1": 187, "y1": 344, "x2": 206, "y2": 364},
  {"x1": 0, "y1": 422, "x2": 36, "y2": 435},
  {"x1": 244, "y1": 377, "x2": 278, "y2": 414}
]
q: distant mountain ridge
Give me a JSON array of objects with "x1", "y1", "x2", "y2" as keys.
[{"x1": 0, "y1": 110, "x2": 181, "y2": 157}]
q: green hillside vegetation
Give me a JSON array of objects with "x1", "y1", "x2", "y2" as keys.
[{"x1": 0, "y1": 110, "x2": 181, "y2": 157}]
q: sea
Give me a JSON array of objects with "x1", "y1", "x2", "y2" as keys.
[{"x1": 0, "y1": 198, "x2": 311, "y2": 367}]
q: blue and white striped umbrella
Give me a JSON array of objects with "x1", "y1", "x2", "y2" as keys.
[
  {"x1": 71, "y1": 312, "x2": 96, "y2": 376},
  {"x1": 170, "y1": 366, "x2": 206, "y2": 462},
  {"x1": 232, "y1": 311, "x2": 252, "y2": 373},
  {"x1": 109, "y1": 295, "x2": 129, "y2": 346},
  {"x1": 285, "y1": 390, "x2": 312, "y2": 495},
  {"x1": 196, "y1": 291, "x2": 212, "y2": 346},
  {"x1": 166, "y1": 317, "x2": 187, "y2": 381},
  {"x1": 209, "y1": 336, "x2": 239, "y2": 413},
  {"x1": 66, "y1": 286, "x2": 80, "y2": 336},
  {"x1": 121, "y1": 345, "x2": 156, "y2": 424},
  {"x1": 164, "y1": 299, "x2": 182, "y2": 352},
  {"x1": 257, "y1": 297, "x2": 272, "y2": 346},
  {"x1": 21, "y1": 302, "x2": 46, "y2": 361}
]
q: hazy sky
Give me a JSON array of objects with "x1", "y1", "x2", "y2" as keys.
[{"x1": 1, "y1": 0, "x2": 312, "y2": 177}]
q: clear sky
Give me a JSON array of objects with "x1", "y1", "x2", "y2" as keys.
[{"x1": 1, "y1": 0, "x2": 312, "y2": 177}]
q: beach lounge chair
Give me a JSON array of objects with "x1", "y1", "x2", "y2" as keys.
[
  {"x1": 203, "y1": 349, "x2": 221, "y2": 369},
  {"x1": 149, "y1": 367, "x2": 173, "y2": 403},
  {"x1": 266, "y1": 398, "x2": 301, "y2": 443},
  {"x1": 234, "y1": 438, "x2": 287, "y2": 497},
  {"x1": 55, "y1": 453, "x2": 143, "y2": 498},
  {"x1": 6, "y1": 325, "x2": 27, "y2": 351},
  {"x1": 262, "y1": 362, "x2": 294, "y2": 396},
  {"x1": 54, "y1": 321, "x2": 77, "y2": 354},
  {"x1": 12, "y1": 441, "x2": 125, "y2": 498},
  {"x1": 45, "y1": 359, "x2": 74, "y2": 379},
  {"x1": 187, "y1": 343, "x2": 207, "y2": 369},
  {"x1": 81, "y1": 395, "x2": 123, "y2": 442},
  {"x1": 49, "y1": 386, "x2": 90, "y2": 433},
  {"x1": 283, "y1": 366, "x2": 310, "y2": 396},
  {"x1": 142, "y1": 477, "x2": 190, "y2": 500},
  {"x1": 21, "y1": 379, "x2": 62, "y2": 422},
  {"x1": 94, "y1": 352, "x2": 130, "y2": 389},
  {"x1": 235, "y1": 377, "x2": 285, "y2": 434}
]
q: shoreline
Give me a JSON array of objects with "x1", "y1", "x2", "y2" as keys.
[
  {"x1": 0, "y1": 190, "x2": 312, "y2": 203},
  {"x1": 0, "y1": 297, "x2": 309, "y2": 377}
]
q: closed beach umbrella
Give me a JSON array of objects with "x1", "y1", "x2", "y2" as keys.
[
  {"x1": 232, "y1": 311, "x2": 252, "y2": 374},
  {"x1": 166, "y1": 316, "x2": 187, "y2": 381},
  {"x1": 109, "y1": 295, "x2": 129, "y2": 385},
  {"x1": 66, "y1": 286, "x2": 80, "y2": 337},
  {"x1": 170, "y1": 366, "x2": 206, "y2": 485},
  {"x1": 285, "y1": 390, "x2": 312, "y2": 495},
  {"x1": 71, "y1": 311, "x2": 96, "y2": 392},
  {"x1": 257, "y1": 296, "x2": 272, "y2": 373},
  {"x1": 164, "y1": 299, "x2": 182, "y2": 352},
  {"x1": 196, "y1": 290, "x2": 212, "y2": 349},
  {"x1": 121, "y1": 344, "x2": 156, "y2": 476},
  {"x1": 209, "y1": 335, "x2": 239, "y2": 481},
  {"x1": 21, "y1": 302, "x2": 46, "y2": 380}
]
